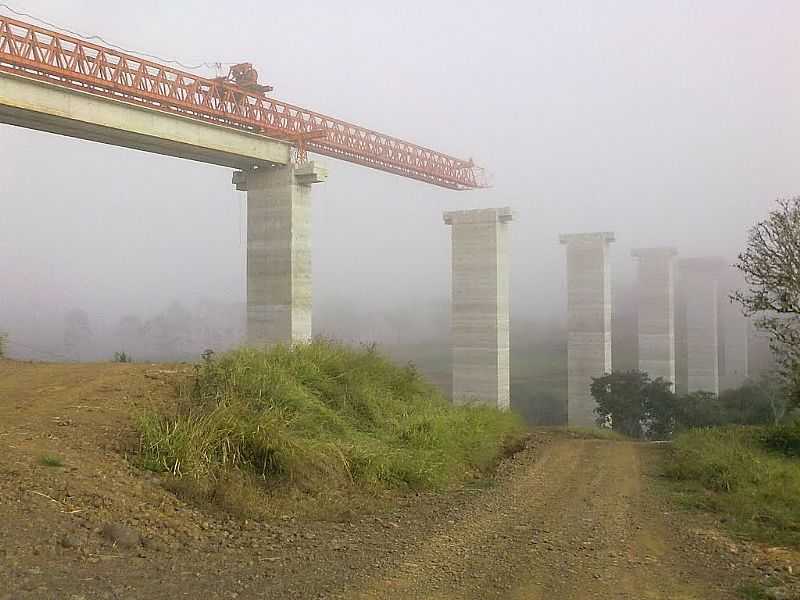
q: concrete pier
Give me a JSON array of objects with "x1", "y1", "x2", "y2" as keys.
[
  {"x1": 679, "y1": 258, "x2": 724, "y2": 395},
  {"x1": 560, "y1": 232, "x2": 615, "y2": 427},
  {"x1": 631, "y1": 247, "x2": 677, "y2": 386},
  {"x1": 720, "y1": 281, "x2": 749, "y2": 391},
  {"x1": 443, "y1": 207, "x2": 513, "y2": 409},
  {"x1": 233, "y1": 162, "x2": 327, "y2": 347}
]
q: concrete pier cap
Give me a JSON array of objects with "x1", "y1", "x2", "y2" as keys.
[
  {"x1": 232, "y1": 160, "x2": 328, "y2": 191},
  {"x1": 443, "y1": 206, "x2": 514, "y2": 225},
  {"x1": 631, "y1": 246, "x2": 678, "y2": 260},
  {"x1": 559, "y1": 231, "x2": 615, "y2": 245}
]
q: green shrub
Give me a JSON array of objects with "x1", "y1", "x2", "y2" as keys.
[
  {"x1": 665, "y1": 427, "x2": 800, "y2": 546},
  {"x1": 113, "y1": 351, "x2": 132, "y2": 363},
  {"x1": 759, "y1": 420, "x2": 800, "y2": 457},
  {"x1": 136, "y1": 341, "x2": 525, "y2": 501},
  {"x1": 0, "y1": 333, "x2": 6, "y2": 358}
]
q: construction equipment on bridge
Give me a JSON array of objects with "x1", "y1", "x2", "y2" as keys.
[
  {"x1": 213, "y1": 63, "x2": 273, "y2": 95},
  {"x1": 0, "y1": 14, "x2": 485, "y2": 190}
]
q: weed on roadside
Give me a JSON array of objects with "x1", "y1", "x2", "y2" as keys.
[
  {"x1": 737, "y1": 577, "x2": 791, "y2": 600},
  {"x1": 737, "y1": 583, "x2": 771, "y2": 599},
  {"x1": 38, "y1": 455, "x2": 64, "y2": 467}
]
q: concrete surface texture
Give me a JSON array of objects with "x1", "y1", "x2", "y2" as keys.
[
  {"x1": 679, "y1": 257, "x2": 725, "y2": 395},
  {"x1": 559, "y1": 232, "x2": 615, "y2": 427},
  {"x1": 0, "y1": 71, "x2": 291, "y2": 169},
  {"x1": 443, "y1": 207, "x2": 513, "y2": 409},
  {"x1": 235, "y1": 162, "x2": 328, "y2": 347},
  {"x1": 631, "y1": 247, "x2": 677, "y2": 386}
]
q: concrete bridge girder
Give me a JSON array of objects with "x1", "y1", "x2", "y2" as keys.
[{"x1": 0, "y1": 71, "x2": 291, "y2": 169}]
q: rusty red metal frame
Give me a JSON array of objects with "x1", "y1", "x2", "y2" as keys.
[{"x1": 0, "y1": 15, "x2": 484, "y2": 190}]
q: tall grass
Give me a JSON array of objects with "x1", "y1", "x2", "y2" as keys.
[
  {"x1": 664, "y1": 427, "x2": 800, "y2": 546},
  {"x1": 136, "y1": 341, "x2": 524, "y2": 501}
]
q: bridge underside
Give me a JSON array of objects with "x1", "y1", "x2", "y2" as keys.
[{"x1": 0, "y1": 71, "x2": 291, "y2": 169}]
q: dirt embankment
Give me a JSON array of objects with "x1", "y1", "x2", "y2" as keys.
[{"x1": 0, "y1": 360, "x2": 796, "y2": 599}]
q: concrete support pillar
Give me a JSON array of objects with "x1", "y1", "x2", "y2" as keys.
[
  {"x1": 560, "y1": 232, "x2": 615, "y2": 427},
  {"x1": 631, "y1": 247, "x2": 677, "y2": 386},
  {"x1": 443, "y1": 207, "x2": 513, "y2": 410},
  {"x1": 679, "y1": 257, "x2": 724, "y2": 395},
  {"x1": 720, "y1": 282, "x2": 749, "y2": 391},
  {"x1": 233, "y1": 162, "x2": 327, "y2": 347}
]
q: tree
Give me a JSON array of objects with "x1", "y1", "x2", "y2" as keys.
[
  {"x1": 673, "y1": 391, "x2": 723, "y2": 429},
  {"x1": 733, "y1": 197, "x2": 800, "y2": 406},
  {"x1": 112, "y1": 351, "x2": 132, "y2": 363},
  {"x1": 718, "y1": 373, "x2": 788, "y2": 426},
  {"x1": 643, "y1": 380, "x2": 681, "y2": 439},
  {"x1": 591, "y1": 370, "x2": 673, "y2": 438}
]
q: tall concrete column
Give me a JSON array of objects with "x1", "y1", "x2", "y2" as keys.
[
  {"x1": 679, "y1": 257, "x2": 724, "y2": 395},
  {"x1": 720, "y1": 279, "x2": 749, "y2": 391},
  {"x1": 631, "y1": 247, "x2": 677, "y2": 386},
  {"x1": 443, "y1": 207, "x2": 512, "y2": 410},
  {"x1": 560, "y1": 232, "x2": 615, "y2": 427},
  {"x1": 233, "y1": 162, "x2": 327, "y2": 347}
]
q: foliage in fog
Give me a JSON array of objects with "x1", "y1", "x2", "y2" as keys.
[
  {"x1": 112, "y1": 351, "x2": 132, "y2": 363},
  {"x1": 591, "y1": 370, "x2": 789, "y2": 439},
  {"x1": 590, "y1": 370, "x2": 673, "y2": 438},
  {"x1": 733, "y1": 196, "x2": 800, "y2": 408}
]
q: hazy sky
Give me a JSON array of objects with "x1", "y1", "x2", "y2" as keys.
[{"x1": 1, "y1": 0, "x2": 799, "y2": 341}]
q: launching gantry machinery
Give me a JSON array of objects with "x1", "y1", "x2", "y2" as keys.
[{"x1": 0, "y1": 14, "x2": 486, "y2": 190}]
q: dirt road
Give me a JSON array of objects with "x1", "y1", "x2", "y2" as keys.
[
  {"x1": 0, "y1": 361, "x2": 778, "y2": 599},
  {"x1": 344, "y1": 438, "x2": 730, "y2": 600}
]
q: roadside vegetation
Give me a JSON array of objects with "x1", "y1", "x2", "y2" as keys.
[
  {"x1": 665, "y1": 425, "x2": 800, "y2": 547},
  {"x1": 0, "y1": 333, "x2": 6, "y2": 358},
  {"x1": 589, "y1": 370, "x2": 787, "y2": 440},
  {"x1": 136, "y1": 340, "x2": 525, "y2": 517}
]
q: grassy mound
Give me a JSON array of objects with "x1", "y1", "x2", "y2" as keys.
[
  {"x1": 664, "y1": 426, "x2": 800, "y2": 546},
  {"x1": 136, "y1": 341, "x2": 524, "y2": 506}
]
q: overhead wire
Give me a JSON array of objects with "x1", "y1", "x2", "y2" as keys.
[{"x1": 0, "y1": 2, "x2": 238, "y2": 73}]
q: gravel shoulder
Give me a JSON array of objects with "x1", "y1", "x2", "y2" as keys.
[{"x1": 0, "y1": 360, "x2": 795, "y2": 599}]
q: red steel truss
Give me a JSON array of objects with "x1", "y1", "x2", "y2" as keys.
[{"x1": 0, "y1": 14, "x2": 484, "y2": 190}]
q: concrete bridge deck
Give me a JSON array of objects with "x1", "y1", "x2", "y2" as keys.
[{"x1": 0, "y1": 70, "x2": 290, "y2": 169}]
